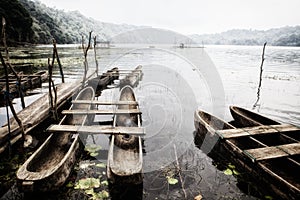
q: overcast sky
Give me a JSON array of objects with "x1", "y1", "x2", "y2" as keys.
[{"x1": 35, "y1": 0, "x2": 300, "y2": 35}]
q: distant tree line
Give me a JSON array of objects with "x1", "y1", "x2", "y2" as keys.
[
  {"x1": 0, "y1": 0, "x2": 33, "y2": 45},
  {"x1": 0, "y1": 0, "x2": 299, "y2": 46}
]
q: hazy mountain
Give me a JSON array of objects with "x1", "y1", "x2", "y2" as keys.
[
  {"x1": 111, "y1": 28, "x2": 192, "y2": 44},
  {"x1": 190, "y1": 26, "x2": 300, "y2": 46}
]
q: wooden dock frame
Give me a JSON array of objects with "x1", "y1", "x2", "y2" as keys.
[
  {"x1": 0, "y1": 67, "x2": 120, "y2": 154},
  {"x1": 47, "y1": 99, "x2": 144, "y2": 136}
]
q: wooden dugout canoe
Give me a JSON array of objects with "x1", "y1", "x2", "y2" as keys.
[
  {"x1": 88, "y1": 67, "x2": 119, "y2": 95},
  {"x1": 107, "y1": 86, "x2": 143, "y2": 184},
  {"x1": 16, "y1": 86, "x2": 95, "y2": 192},
  {"x1": 194, "y1": 108, "x2": 300, "y2": 199}
]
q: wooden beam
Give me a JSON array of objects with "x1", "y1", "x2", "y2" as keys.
[
  {"x1": 47, "y1": 125, "x2": 145, "y2": 135},
  {"x1": 216, "y1": 124, "x2": 299, "y2": 139},
  {"x1": 117, "y1": 69, "x2": 142, "y2": 72},
  {"x1": 72, "y1": 100, "x2": 138, "y2": 105},
  {"x1": 102, "y1": 72, "x2": 140, "y2": 75},
  {"x1": 62, "y1": 109, "x2": 141, "y2": 115},
  {"x1": 244, "y1": 143, "x2": 300, "y2": 162}
]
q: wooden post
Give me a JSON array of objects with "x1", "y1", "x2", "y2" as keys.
[
  {"x1": 82, "y1": 31, "x2": 92, "y2": 86},
  {"x1": 0, "y1": 52, "x2": 25, "y2": 148},
  {"x1": 173, "y1": 144, "x2": 187, "y2": 199},
  {"x1": 1, "y1": 17, "x2": 25, "y2": 108},
  {"x1": 53, "y1": 39, "x2": 65, "y2": 83},
  {"x1": 253, "y1": 42, "x2": 267, "y2": 110},
  {"x1": 48, "y1": 47, "x2": 58, "y2": 121},
  {"x1": 93, "y1": 36, "x2": 99, "y2": 76},
  {"x1": 1, "y1": 17, "x2": 25, "y2": 152}
]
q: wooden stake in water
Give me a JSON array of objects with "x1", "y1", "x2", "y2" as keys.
[
  {"x1": 53, "y1": 39, "x2": 65, "y2": 83},
  {"x1": 94, "y1": 36, "x2": 99, "y2": 76},
  {"x1": 253, "y1": 42, "x2": 267, "y2": 110}
]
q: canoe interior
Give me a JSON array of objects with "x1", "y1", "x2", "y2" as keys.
[
  {"x1": 197, "y1": 110, "x2": 234, "y2": 130},
  {"x1": 230, "y1": 106, "x2": 279, "y2": 127},
  {"x1": 18, "y1": 86, "x2": 95, "y2": 185},
  {"x1": 195, "y1": 107, "x2": 300, "y2": 198},
  {"x1": 260, "y1": 155, "x2": 300, "y2": 189},
  {"x1": 109, "y1": 85, "x2": 142, "y2": 179}
]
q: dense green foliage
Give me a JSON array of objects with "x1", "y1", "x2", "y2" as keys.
[{"x1": 0, "y1": 0, "x2": 33, "y2": 45}]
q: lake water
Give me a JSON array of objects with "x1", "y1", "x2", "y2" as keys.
[{"x1": 0, "y1": 44, "x2": 299, "y2": 199}]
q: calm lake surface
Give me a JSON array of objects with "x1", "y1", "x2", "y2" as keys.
[{"x1": 0, "y1": 44, "x2": 299, "y2": 199}]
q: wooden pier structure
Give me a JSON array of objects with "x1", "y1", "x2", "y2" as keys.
[
  {"x1": 0, "y1": 71, "x2": 48, "y2": 106},
  {"x1": 14, "y1": 65, "x2": 144, "y2": 191},
  {"x1": 0, "y1": 68, "x2": 121, "y2": 154}
]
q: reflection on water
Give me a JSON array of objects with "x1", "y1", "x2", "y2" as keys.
[{"x1": 0, "y1": 44, "x2": 299, "y2": 199}]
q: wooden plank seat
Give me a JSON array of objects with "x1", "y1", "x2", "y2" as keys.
[
  {"x1": 61, "y1": 109, "x2": 141, "y2": 115},
  {"x1": 216, "y1": 124, "x2": 299, "y2": 139},
  {"x1": 244, "y1": 143, "x2": 300, "y2": 162},
  {"x1": 47, "y1": 125, "x2": 145, "y2": 135},
  {"x1": 72, "y1": 100, "x2": 138, "y2": 105}
]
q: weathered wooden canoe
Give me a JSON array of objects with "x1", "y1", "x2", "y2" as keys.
[
  {"x1": 194, "y1": 109, "x2": 235, "y2": 153},
  {"x1": 0, "y1": 81, "x2": 82, "y2": 154},
  {"x1": 107, "y1": 86, "x2": 143, "y2": 184},
  {"x1": 227, "y1": 106, "x2": 300, "y2": 199},
  {"x1": 88, "y1": 67, "x2": 119, "y2": 95},
  {"x1": 119, "y1": 66, "x2": 143, "y2": 88},
  {"x1": 16, "y1": 86, "x2": 95, "y2": 192},
  {"x1": 229, "y1": 106, "x2": 279, "y2": 127},
  {"x1": 194, "y1": 108, "x2": 300, "y2": 199},
  {"x1": 0, "y1": 70, "x2": 48, "y2": 105}
]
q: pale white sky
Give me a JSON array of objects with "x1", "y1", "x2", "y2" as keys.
[{"x1": 35, "y1": 0, "x2": 300, "y2": 35}]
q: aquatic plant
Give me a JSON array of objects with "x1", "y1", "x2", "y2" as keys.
[{"x1": 84, "y1": 144, "x2": 102, "y2": 157}]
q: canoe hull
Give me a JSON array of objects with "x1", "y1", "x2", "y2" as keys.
[
  {"x1": 228, "y1": 106, "x2": 300, "y2": 199},
  {"x1": 230, "y1": 106, "x2": 279, "y2": 127},
  {"x1": 17, "y1": 135, "x2": 81, "y2": 192},
  {"x1": 107, "y1": 86, "x2": 143, "y2": 184},
  {"x1": 16, "y1": 86, "x2": 95, "y2": 192}
]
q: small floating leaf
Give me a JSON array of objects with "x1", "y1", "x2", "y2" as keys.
[
  {"x1": 233, "y1": 169, "x2": 240, "y2": 175},
  {"x1": 96, "y1": 163, "x2": 106, "y2": 168},
  {"x1": 79, "y1": 162, "x2": 95, "y2": 169},
  {"x1": 228, "y1": 164, "x2": 235, "y2": 169},
  {"x1": 194, "y1": 194, "x2": 203, "y2": 200},
  {"x1": 90, "y1": 152, "x2": 99, "y2": 157},
  {"x1": 224, "y1": 169, "x2": 233, "y2": 175},
  {"x1": 167, "y1": 176, "x2": 178, "y2": 185},
  {"x1": 85, "y1": 188, "x2": 94, "y2": 195},
  {"x1": 265, "y1": 195, "x2": 273, "y2": 200},
  {"x1": 74, "y1": 178, "x2": 100, "y2": 190},
  {"x1": 85, "y1": 145, "x2": 102, "y2": 153},
  {"x1": 66, "y1": 182, "x2": 74, "y2": 188},
  {"x1": 92, "y1": 190, "x2": 109, "y2": 199},
  {"x1": 101, "y1": 180, "x2": 109, "y2": 186}
]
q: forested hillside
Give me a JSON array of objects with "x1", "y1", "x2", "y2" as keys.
[
  {"x1": 19, "y1": 0, "x2": 139, "y2": 44},
  {"x1": 0, "y1": 0, "x2": 299, "y2": 46},
  {"x1": 0, "y1": 0, "x2": 33, "y2": 45}
]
